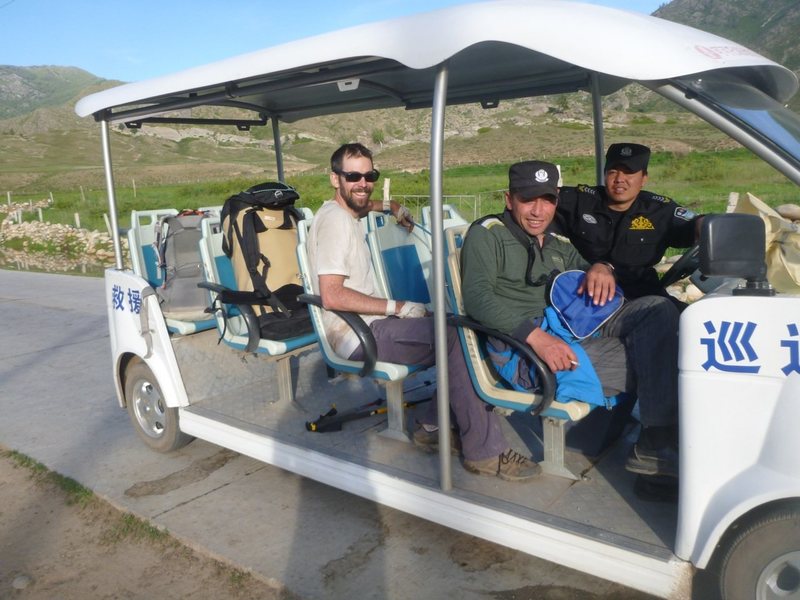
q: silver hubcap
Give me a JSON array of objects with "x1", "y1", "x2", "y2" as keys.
[
  {"x1": 758, "y1": 551, "x2": 800, "y2": 599},
  {"x1": 131, "y1": 378, "x2": 166, "y2": 439}
]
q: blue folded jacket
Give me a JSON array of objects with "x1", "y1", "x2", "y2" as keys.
[{"x1": 487, "y1": 270, "x2": 625, "y2": 408}]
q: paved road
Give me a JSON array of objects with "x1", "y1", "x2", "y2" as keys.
[{"x1": 0, "y1": 269, "x2": 654, "y2": 600}]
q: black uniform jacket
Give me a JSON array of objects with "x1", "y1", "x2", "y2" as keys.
[{"x1": 554, "y1": 184, "x2": 698, "y2": 299}]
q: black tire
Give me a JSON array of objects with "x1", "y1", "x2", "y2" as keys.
[
  {"x1": 124, "y1": 358, "x2": 193, "y2": 453},
  {"x1": 718, "y1": 505, "x2": 800, "y2": 600}
]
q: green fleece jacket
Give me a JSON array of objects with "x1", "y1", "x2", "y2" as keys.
[{"x1": 461, "y1": 212, "x2": 588, "y2": 342}]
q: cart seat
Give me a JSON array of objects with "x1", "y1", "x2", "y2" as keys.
[
  {"x1": 197, "y1": 215, "x2": 317, "y2": 403},
  {"x1": 296, "y1": 219, "x2": 425, "y2": 443},
  {"x1": 445, "y1": 225, "x2": 597, "y2": 480},
  {"x1": 128, "y1": 208, "x2": 217, "y2": 335}
]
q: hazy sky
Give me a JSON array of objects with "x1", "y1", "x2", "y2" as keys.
[{"x1": 0, "y1": 0, "x2": 665, "y2": 82}]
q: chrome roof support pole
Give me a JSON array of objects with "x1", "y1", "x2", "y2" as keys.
[
  {"x1": 590, "y1": 73, "x2": 605, "y2": 186},
  {"x1": 100, "y1": 119, "x2": 123, "y2": 270},
  {"x1": 272, "y1": 118, "x2": 285, "y2": 183},
  {"x1": 430, "y1": 62, "x2": 452, "y2": 491}
]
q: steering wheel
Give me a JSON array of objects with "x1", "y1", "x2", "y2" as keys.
[{"x1": 660, "y1": 244, "x2": 700, "y2": 288}]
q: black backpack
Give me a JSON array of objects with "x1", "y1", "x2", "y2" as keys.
[{"x1": 220, "y1": 182, "x2": 313, "y2": 341}]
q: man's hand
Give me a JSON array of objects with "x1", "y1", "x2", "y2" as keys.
[
  {"x1": 526, "y1": 328, "x2": 578, "y2": 372},
  {"x1": 397, "y1": 301, "x2": 426, "y2": 318},
  {"x1": 578, "y1": 263, "x2": 616, "y2": 306},
  {"x1": 389, "y1": 200, "x2": 415, "y2": 232}
]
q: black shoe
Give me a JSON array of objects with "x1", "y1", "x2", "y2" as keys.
[{"x1": 625, "y1": 443, "x2": 678, "y2": 478}]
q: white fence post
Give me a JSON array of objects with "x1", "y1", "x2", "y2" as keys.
[
  {"x1": 74, "y1": 212, "x2": 81, "y2": 229},
  {"x1": 37, "y1": 208, "x2": 43, "y2": 222},
  {"x1": 726, "y1": 192, "x2": 739, "y2": 213}
]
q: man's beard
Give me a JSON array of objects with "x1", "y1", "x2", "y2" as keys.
[{"x1": 343, "y1": 186, "x2": 372, "y2": 217}]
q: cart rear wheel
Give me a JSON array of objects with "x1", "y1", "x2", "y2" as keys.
[
  {"x1": 124, "y1": 359, "x2": 192, "y2": 453},
  {"x1": 718, "y1": 505, "x2": 800, "y2": 600}
]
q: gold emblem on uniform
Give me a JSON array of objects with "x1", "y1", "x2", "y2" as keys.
[{"x1": 630, "y1": 216, "x2": 655, "y2": 230}]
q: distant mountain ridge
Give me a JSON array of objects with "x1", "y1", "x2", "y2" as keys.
[{"x1": 0, "y1": 66, "x2": 104, "y2": 120}]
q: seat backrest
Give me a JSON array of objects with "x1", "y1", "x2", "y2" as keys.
[
  {"x1": 297, "y1": 219, "x2": 416, "y2": 381},
  {"x1": 197, "y1": 205, "x2": 223, "y2": 217},
  {"x1": 128, "y1": 208, "x2": 179, "y2": 285},
  {"x1": 297, "y1": 225, "x2": 369, "y2": 375},
  {"x1": 199, "y1": 217, "x2": 247, "y2": 339},
  {"x1": 421, "y1": 204, "x2": 469, "y2": 231},
  {"x1": 200, "y1": 216, "x2": 316, "y2": 353},
  {"x1": 199, "y1": 217, "x2": 238, "y2": 291},
  {"x1": 367, "y1": 212, "x2": 434, "y2": 307},
  {"x1": 445, "y1": 225, "x2": 547, "y2": 413},
  {"x1": 446, "y1": 225, "x2": 593, "y2": 421}
]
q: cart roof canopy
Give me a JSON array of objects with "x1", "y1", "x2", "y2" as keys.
[{"x1": 75, "y1": 0, "x2": 797, "y2": 125}]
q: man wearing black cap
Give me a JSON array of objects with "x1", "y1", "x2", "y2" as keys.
[
  {"x1": 308, "y1": 143, "x2": 541, "y2": 483},
  {"x1": 554, "y1": 143, "x2": 700, "y2": 306},
  {"x1": 461, "y1": 160, "x2": 680, "y2": 478}
]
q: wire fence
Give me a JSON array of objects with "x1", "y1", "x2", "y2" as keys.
[{"x1": 390, "y1": 191, "x2": 508, "y2": 223}]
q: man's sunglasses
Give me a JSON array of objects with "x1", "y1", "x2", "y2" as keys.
[{"x1": 334, "y1": 169, "x2": 381, "y2": 183}]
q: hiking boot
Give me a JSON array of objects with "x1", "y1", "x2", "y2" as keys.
[
  {"x1": 625, "y1": 443, "x2": 679, "y2": 478},
  {"x1": 463, "y1": 449, "x2": 541, "y2": 482},
  {"x1": 412, "y1": 424, "x2": 461, "y2": 456}
]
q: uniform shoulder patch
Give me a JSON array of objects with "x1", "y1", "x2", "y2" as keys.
[
  {"x1": 480, "y1": 217, "x2": 503, "y2": 229},
  {"x1": 674, "y1": 206, "x2": 697, "y2": 221},
  {"x1": 549, "y1": 232, "x2": 572, "y2": 244},
  {"x1": 641, "y1": 190, "x2": 671, "y2": 204},
  {"x1": 576, "y1": 184, "x2": 597, "y2": 196}
]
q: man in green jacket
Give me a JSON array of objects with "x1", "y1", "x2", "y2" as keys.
[{"x1": 461, "y1": 160, "x2": 680, "y2": 477}]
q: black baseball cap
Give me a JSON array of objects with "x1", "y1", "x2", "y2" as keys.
[
  {"x1": 605, "y1": 143, "x2": 650, "y2": 173},
  {"x1": 508, "y1": 161, "x2": 560, "y2": 199}
]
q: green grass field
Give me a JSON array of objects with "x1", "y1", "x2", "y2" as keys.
[{"x1": 4, "y1": 148, "x2": 797, "y2": 234}]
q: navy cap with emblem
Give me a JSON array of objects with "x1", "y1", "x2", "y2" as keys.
[
  {"x1": 605, "y1": 143, "x2": 650, "y2": 173},
  {"x1": 508, "y1": 160, "x2": 560, "y2": 199}
]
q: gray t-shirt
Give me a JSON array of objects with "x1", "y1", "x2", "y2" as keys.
[{"x1": 306, "y1": 200, "x2": 384, "y2": 358}]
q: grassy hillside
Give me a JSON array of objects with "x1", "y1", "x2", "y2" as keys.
[
  {"x1": 1, "y1": 0, "x2": 799, "y2": 196},
  {"x1": 8, "y1": 147, "x2": 791, "y2": 240}
]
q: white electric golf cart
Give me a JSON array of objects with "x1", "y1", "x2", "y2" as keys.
[{"x1": 75, "y1": 2, "x2": 800, "y2": 598}]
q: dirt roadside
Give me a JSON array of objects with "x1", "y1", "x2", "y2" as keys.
[
  {"x1": 0, "y1": 449, "x2": 299, "y2": 600},
  {"x1": 0, "y1": 446, "x2": 660, "y2": 600}
]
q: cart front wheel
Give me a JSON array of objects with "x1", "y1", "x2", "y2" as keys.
[
  {"x1": 718, "y1": 505, "x2": 800, "y2": 600},
  {"x1": 124, "y1": 359, "x2": 192, "y2": 453}
]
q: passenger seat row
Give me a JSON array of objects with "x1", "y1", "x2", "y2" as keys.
[{"x1": 126, "y1": 203, "x2": 598, "y2": 479}]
